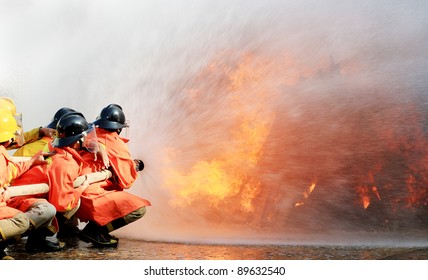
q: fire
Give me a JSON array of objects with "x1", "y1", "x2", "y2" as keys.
[
  {"x1": 355, "y1": 169, "x2": 382, "y2": 209},
  {"x1": 165, "y1": 52, "x2": 275, "y2": 215},
  {"x1": 357, "y1": 185, "x2": 381, "y2": 209},
  {"x1": 162, "y1": 49, "x2": 428, "y2": 230},
  {"x1": 168, "y1": 161, "x2": 241, "y2": 206},
  {"x1": 405, "y1": 174, "x2": 428, "y2": 207},
  {"x1": 295, "y1": 182, "x2": 316, "y2": 207}
]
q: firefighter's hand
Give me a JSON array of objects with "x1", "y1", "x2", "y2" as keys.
[
  {"x1": 1, "y1": 186, "x2": 11, "y2": 202},
  {"x1": 30, "y1": 151, "x2": 54, "y2": 166},
  {"x1": 97, "y1": 145, "x2": 110, "y2": 169},
  {"x1": 39, "y1": 127, "x2": 56, "y2": 138}
]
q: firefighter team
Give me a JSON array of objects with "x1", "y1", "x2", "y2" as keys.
[{"x1": 0, "y1": 97, "x2": 151, "y2": 259}]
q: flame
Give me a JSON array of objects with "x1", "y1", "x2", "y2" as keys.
[
  {"x1": 355, "y1": 169, "x2": 382, "y2": 209},
  {"x1": 162, "y1": 49, "x2": 428, "y2": 230},
  {"x1": 357, "y1": 185, "x2": 381, "y2": 209},
  {"x1": 406, "y1": 174, "x2": 428, "y2": 207},
  {"x1": 295, "y1": 182, "x2": 316, "y2": 207},
  {"x1": 353, "y1": 104, "x2": 428, "y2": 211},
  {"x1": 165, "y1": 52, "x2": 275, "y2": 216}
]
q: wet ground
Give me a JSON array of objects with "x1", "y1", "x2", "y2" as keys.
[{"x1": 5, "y1": 236, "x2": 428, "y2": 260}]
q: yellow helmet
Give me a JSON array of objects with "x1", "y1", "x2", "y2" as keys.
[
  {"x1": 0, "y1": 97, "x2": 17, "y2": 115},
  {"x1": 0, "y1": 109, "x2": 19, "y2": 143},
  {"x1": 0, "y1": 97, "x2": 24, "y2": 145}
]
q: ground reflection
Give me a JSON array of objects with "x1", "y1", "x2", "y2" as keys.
[{"x1": 5, "y1": 238, "x2": 428, "y2": 260}]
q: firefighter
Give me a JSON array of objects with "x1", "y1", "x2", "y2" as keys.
[
  {"x1": 70, "y1": 105, "x2": 150, "y2": 247},
  {"x1": 38, "y1": 107, "x2": 83, "y2": 238},
  {"x1": 10, "y1": 110, "x2": 109, "y2": 241},
  {"x1": 18, "y1": 112, "x2": 93, "y2": 239},
  {"x1": 13, "y1": 107, "x2": 77, "y2": 157},
  {"x1": 0, "y1": 109, "x2": 62, "y2": 259},
  {"x1": 9, "y1": 107, "x2": 81, "y2": 239},
  {"x1": 13, "y1": 111, "x2": 110, "y2": 247},
  {"x1": 92, "y1": 104, "x2": 145, "y2": 188},
  {"x1": 0, "y1": 97, "x2": 55, "y2": 151},
  {"x1": 32, "y1": 111, "x2": 112, "y2": 247}
]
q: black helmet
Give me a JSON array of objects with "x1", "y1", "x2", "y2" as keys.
[
  {"x1": 52, "y1": 112, "x2": 91, "y2": 148},
  {"x1": 46, "y1": 107, "x2": 77, "y2": 129},
  {"x1": 93, "y1": 104, "x2": 127, "y2": 130}
]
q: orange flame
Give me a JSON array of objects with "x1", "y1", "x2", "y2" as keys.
[
  {"x1": 357, "y1": 185, "x2": 381, "y2": 209},
  {"x1": 162, "y1": 49, "x2": 428, "y2": 230},
  {"x1": 166, "y1": 52, "x2": 276, "y2": 215},
  {"x1": 295, "y1": 182, "x2": 316, "y2": 207}
]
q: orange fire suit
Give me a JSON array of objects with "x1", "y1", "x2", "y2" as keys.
[
  {"x1": 11, "y1": 145, "x2": 85, "y2": 213},
  {"x1": 0, "y1": 146, "x2": 35, "y2": 219},
  {"x1": 76, "y1": 128, "x2": 151, "y2": 226},
  {"x1": 5, "y1": 144, "x2": 58, "y2": 234},
  {"x1": 0, "y1": 146, "x2": 33, "y2": 240}
]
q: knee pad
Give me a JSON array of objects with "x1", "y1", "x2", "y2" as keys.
[
  {"x1": 127, "y1": 207, "x2": 146, "y2": 222},
  {"x1": 105, "y1": 207, "x2": 147, "y2": 232}
]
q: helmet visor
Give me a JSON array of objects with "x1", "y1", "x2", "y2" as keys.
[
  {"x1": 14, "y1": 113, "x2": 25, "y2": 146},
  {"x1": 82, "y1": 124, "x2": 99, "y2": 154},
  {"x1": 120, "y1": 119, "x2": 130, "y2": 139}
]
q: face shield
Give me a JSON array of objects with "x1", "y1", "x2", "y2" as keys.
[
  {"x1": 120, "y1": 119, "x2": 130, "y2": 139},
  {"x1": 13, "y1": 113, "x2": 25, "y2": 146},
  {"x1": 81, "y1": 124, "x2": 99, "y2": 154}
]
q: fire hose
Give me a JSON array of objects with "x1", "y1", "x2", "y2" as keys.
[{"x1": 8, "y1": 169, "x2": 112, "y2": 198}]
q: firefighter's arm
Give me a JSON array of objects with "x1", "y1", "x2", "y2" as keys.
[{"x1": 9, "y1": 151, "x2": 52, "y2": 179}]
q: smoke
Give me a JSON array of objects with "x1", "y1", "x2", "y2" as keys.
[{"x1": 1, "y1": 0, "x2": 428, "y2": 244}]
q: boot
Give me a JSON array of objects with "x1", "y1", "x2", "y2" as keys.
[
  {"x1": 0, "y1": 240, "x2": 15, "y2": 260},
  {"x1": 0, "y1": 250, "x2": 14, "y2": 260},
  {"x1": 56, "y1": 214, "x2": 80, "y2": 238},
  {"x1": 79, "y1": 221, "x2": 118, "y2": 248},
  {"x1": 25, "y1": 229, "x2": 65, "y2": 253}
]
